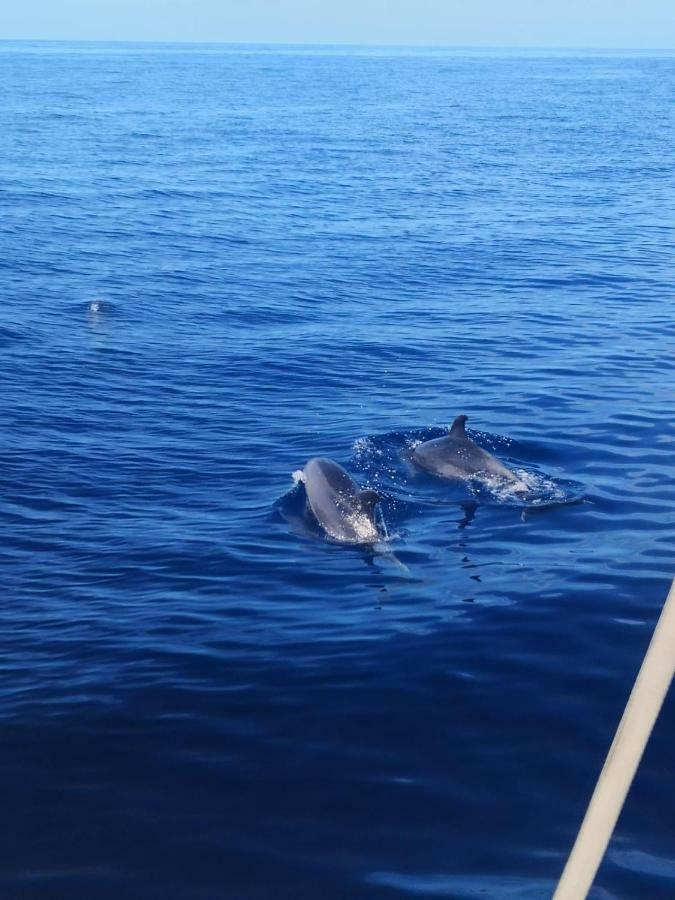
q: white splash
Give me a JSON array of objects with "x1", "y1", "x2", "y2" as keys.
[
  {"x1": 343, "y1": 510, "x2": 379, "y2": 544},
  {"x1": 352, "y1": 436, "x2": 374, "y2": 455},
  {"x1": 291, "y1": 469, "x2": 305, "y2": 484},
  {"x1": 478, "y1": 468, "x2": 567, "y2": 504}
]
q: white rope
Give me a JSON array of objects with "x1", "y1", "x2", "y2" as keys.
[{"x1": 553, "y1": 578, "x2": 675, "y2": 900}]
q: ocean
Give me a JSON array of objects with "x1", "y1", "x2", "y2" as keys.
[{"x1": 1, "y1": 41, "x2": 674, "y2": 899}]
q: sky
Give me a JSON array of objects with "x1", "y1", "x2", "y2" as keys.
[{"x1": 3, "y1": 0, "x2": 675, "y2": 48}]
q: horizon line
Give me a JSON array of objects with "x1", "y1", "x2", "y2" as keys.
[{"x1": 2, "y1": 37, "x2": 675, "y2": 52}]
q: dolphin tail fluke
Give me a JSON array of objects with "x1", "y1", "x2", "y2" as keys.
[{"x1": 374, "y1": 544, "x2": 413, "y2": 577}]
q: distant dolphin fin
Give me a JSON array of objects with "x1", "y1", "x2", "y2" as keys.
[
  {"x1": 450, "y1": 414, "x2": 468, "y2": 436},
  {"x1": 358, "y1": 489, "x2": 381, "y2": 515}
]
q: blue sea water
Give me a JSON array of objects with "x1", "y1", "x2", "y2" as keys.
[{"x1": 1, "y1": 40, "x2": 674, "y2": 899}]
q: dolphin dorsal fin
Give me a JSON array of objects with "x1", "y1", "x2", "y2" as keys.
[
  {"x1": 450, "y1": 414, "x2": 468, "y2": 437},
  {"x1": 358, "y1": 489, "x2": 381, "y2": 515}
]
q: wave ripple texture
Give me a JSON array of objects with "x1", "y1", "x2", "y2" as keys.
[{"x1": 1, "y1": 42, "x2": 674, "y2": 900}]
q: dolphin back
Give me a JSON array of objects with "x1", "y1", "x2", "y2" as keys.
[
  {"x1": 412, "y1": 416, "x2": 519, "y2": 483},
  {"x1": 303, "y1": 458, "x2": 380, "y2": 543}
]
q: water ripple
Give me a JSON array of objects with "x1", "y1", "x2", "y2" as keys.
[{"x1": 1, "y1": 42, "x2": 674, "y2": 900}]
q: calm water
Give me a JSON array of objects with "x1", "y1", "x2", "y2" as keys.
[{"x1": 1, "y1": 41, "x2": 674, "y2": 899}]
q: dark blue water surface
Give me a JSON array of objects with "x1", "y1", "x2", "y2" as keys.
[{"x1": 1, "y1": 41, "x2": 674, "y2": 899}]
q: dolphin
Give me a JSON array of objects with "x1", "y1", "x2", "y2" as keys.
[
  {"x1": 86, "y1": 298, "x2": 114, "y2": 317},
  {"x1": 412, "y1": 415, "x2": 522, "y2": 486},
  {"x1": 302, "y1": 457, "x2": 382, "y2": 544}
]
